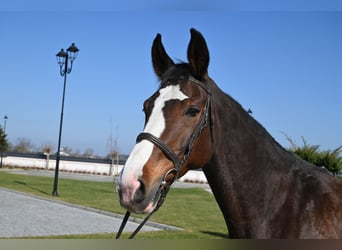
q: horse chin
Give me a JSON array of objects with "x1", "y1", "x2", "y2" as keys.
[
  {"x1": 139, "y1": 184, "x2": 161, "y2": 214},
  {"x1": 130, "y1": 200, "x2": 157, "y2": 215},
  {"x1": 137, "y1": 175, "x2": 176, "y2": 214},
  {"x1": 120, "y1": 200, "x2": 153, "y2": 215},
  {"x1": 122, "y1": 183, "x2": 160, "y2": 214},
  {"x1": 143, "y1": 201, "x2": 156, "y2": 214}
]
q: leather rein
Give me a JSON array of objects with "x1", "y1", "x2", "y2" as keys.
[{"x1": 116, "y1": 76, "x2": 213, "y2": 239}]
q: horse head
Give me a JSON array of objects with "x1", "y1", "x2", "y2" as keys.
[{"x1": 117, "y1": 28, "x2": 215, "y2": 214}]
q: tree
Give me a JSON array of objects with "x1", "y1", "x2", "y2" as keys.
[
  {"x1": 108, "y1": 149, "x2": 119, "y2": 175},
  {"x1": 83, "y1": 148, "x2": 95, "y2": 158},
  {"x1": 61, "y1": 146, "x2": 73, "y2": 156},
  {"x1": 12, "y1": 137, "x2": 34, "y2": 153},
  {"x1": 0, "y1": 126, "x2": 9, "y2": 153},
  {"x1": 42, "y1": 143, "x2": 54, "y2": 170},
  {"x1": 0, "y1": 126, "x2": 9, "y2": 168}
]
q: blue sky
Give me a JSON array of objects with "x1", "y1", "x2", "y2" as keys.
[{"x1": 1, "y1": 3, "x2": 341, "y2": 156}]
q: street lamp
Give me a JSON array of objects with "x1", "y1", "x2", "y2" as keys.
[
  {"x1": 0, "y1": 115, "x2": 8, "y2": 169},
  {"x1": 52, "y1": 43, "x2": 79, "y2": 196}
]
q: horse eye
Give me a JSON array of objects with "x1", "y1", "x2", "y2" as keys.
[{"x1": 185, "y1": 106, "x2": 200, "y2": 117}]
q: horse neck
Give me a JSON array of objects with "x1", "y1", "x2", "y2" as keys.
[{"x1": 203, "y1": 90, "x2": 295, "y2": 238}]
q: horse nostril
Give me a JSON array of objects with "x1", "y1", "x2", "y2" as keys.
[{"x1": 134, "y1": 180, "x2": 146, "y2": 202}]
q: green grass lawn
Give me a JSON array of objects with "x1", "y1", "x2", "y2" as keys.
[{"x1": 0, "y1": 170, "x2": 227, "y2": 239}]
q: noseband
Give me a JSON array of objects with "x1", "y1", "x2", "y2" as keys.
[{"x1": 116, "y1": 76, "x2": 213, "y2": 239}]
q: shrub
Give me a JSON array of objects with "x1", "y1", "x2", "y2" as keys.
[
  {"x1": 284, "y1": 133, "x2": 342, "y2": 177},
  {"x1": 316, "y1": 147, "x2": 342, "y2": 176}
]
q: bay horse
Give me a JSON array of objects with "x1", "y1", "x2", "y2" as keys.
[{"x1": 117, "y1": 28, "x2": 342, "y2": 238}]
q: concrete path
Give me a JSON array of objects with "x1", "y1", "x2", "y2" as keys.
[
  {"x1": 0, "y1": 188, "x2": 178, "y2": 238},
  {"x1": 0, "y1": 168, "x2": 211, "y2": 238}
]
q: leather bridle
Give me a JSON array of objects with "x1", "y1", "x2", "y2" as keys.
[{"x1": 116, "y1": 76, "x2": 213, "y2": 239}]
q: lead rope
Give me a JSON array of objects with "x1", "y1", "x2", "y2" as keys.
[
  {"x1": 115, "y1": 210, "x2": 130, "y2": 239},
  {"x1": 116, "y1": 184, "x2": 171, "y2": 239}
]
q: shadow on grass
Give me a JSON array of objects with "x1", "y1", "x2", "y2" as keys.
[
  {"x1": 200, "y1": 230, "x2": 228, "y2": 239},
  {"x1": 13, "y1": 180, "x2": 50, "y2": 195}
]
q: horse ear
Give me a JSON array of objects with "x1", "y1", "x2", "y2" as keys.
[
  {"x1": 151, "y1": 33, "x2": 174, "y2": 78},
  {"x1": 187, "y1": 28, "x2": 210, "y2": 80}
]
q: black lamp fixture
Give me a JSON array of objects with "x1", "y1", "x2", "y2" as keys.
[{"x1": 56, "y1": 43, "x2": 79, "y2": 76}]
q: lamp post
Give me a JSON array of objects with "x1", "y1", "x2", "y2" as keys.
[
  {"x1": 0, "y1": 115, "x2": 8, "y2": 169},
  {"x1": 52, "y1": 43, "x2": 79, "y2": 196}
]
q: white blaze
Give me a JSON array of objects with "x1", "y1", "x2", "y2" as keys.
[{"x1": 120, "y1": 85, "x2": 189, "y2": 184}]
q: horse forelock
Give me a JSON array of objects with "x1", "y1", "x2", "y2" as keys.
[{"x1": 159, "y1": 63, "x2": 192, "y2": 88}]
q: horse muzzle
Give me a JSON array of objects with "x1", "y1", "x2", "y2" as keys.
[{"x1": 117, "y1": 176, "x2": 160, "y2": 214}]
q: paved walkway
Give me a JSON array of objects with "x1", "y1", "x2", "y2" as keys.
[
  {"x1": 0, "y1": 169, "x2": 209, "y2": 238},
  {"x1": 0, "y1": 187, "x2": 172, "y2": 238}
]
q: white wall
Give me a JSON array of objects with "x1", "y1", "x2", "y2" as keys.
[
  {"x1": 3, "y1": 155, "x2": 120, "y2": 176},
  {"x1": 3, "y1": 155, "x2": 207, "y2": 183}
]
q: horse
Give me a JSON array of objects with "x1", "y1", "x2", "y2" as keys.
[{"x1": 117, "y1": 28, "x2": 342, "y2": 239}]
